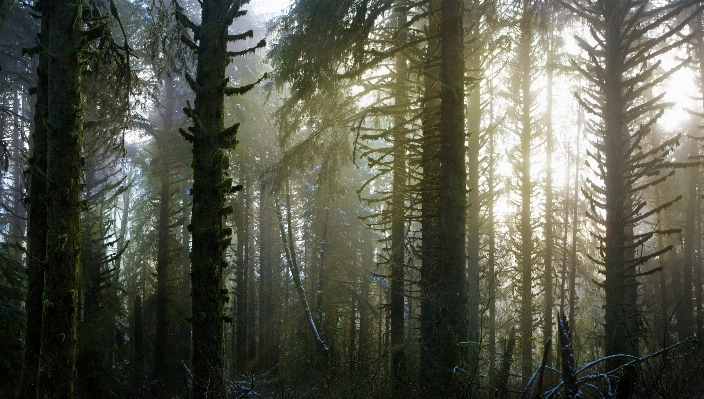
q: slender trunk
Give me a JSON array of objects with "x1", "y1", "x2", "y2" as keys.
[
  {"x1": 487, "y1": 73, "x2": 497, "y2": 379},
  {"x1": 132, "y1": 295, "x2": 144, "y2": 398},
  {"x1": 518, "y1": 0, "x2": 534, "y2": 382},
  {"x1": 276, "y1": 193, "x2": 328, "y2": 353},
  {"x1": 349, "y1": 296, "x2": 357, "y2": 377},
  {"x1": 77, "y1": 162, "x2": 106, "y2": 399},
  {"x1": 247, "y1": 186, "x2": 257, "y2": 364},
  {"x1": 359, "y1": 232, "x2": 373, "y2": 373},
  {"x1": 543, "y1": 27, "x2": 555, "y2": 368},
  {"x1": 258, "y1": 186, "x2": 271, "y2": 369},
  {"x1": 37, "y1": 0, "x2": 84, "y2": 396},
  {"x1": 180, "y1": 188, "x2": 192, "y2": 369},
  {"x1": 678, "y1": 136, "x2": 697, "y2": 339},
  {"x1": 389, "y1": 6, "x2": 407, "y2": 387},
  {"x1": 316, "y1": 198, "x2": 330, "y2": 352},
  {"x1": 419, "y1": 0, "x2": 442, "y2": 393},
  {"x1": 235, "y1": 179, "x2": 249, "y2": 372},
  {"x1": 153, "y1": 76, "x2": 177, "y2": 394},
  {"x1": 560, "y1": 149, "x2": 570, "y2": 315},
  {"x1": 20, "y1": 9, "x2": 48, "y2": 396},
  {"x1": 153, "y1": 176, "x2": 172, "y2": 392},
  {"x1": 569, "y1": 112, "x2": 580, "y2": 338},
  {"x1": 654, "y1": 184, "x2": 668, "y2": 345},
  {"x1": 115, "y1": 174, "x2": 131, "y2": 287},
  {"x1": 465, "y1": 0, "x2": 481, "y2": 388},
  {"x1": 697, "y1": 177, "x2": 703, "y2": 338}
]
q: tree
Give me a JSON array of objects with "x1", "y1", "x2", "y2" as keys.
[
  {"x1": 19, "y1": 2, "x2": 46, "y2": 396},
  {"x1": 35, "y1": 1, "x2": 86, "y2": 396},
  {"x1": 509, "y1": 0, "x2": 542, "y2": 382},
  {"x1": 561, "y1": 0, "x2": 699, "y2": 395},
  {"x1": 175, "y1": 0, "x2": 265, "y2": 396},
  {"x1": 419, "y1": 0, "x2": 468, "y2": 395},
  {"x1": 389, "y1": 5, "x2": 408, "y2": 387}
]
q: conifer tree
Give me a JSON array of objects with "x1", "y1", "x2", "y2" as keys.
[
  {"x1": 176, "y1": 1, "x2": 264, "y2": 395},
  {"x1": 560, "y1": 0, "x2": 699, "y2": 395},
  {"x1": 420, "y1": 0, "x2": 467, "y2": 395},
  {"x1": 19, "y1": 2, "x2": 47, "y2": 396},
  {"x1": 34, "y1": 1, "x2": 86, "y2": 396}
]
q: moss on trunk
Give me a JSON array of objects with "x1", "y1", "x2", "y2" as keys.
[{"x1": 36, "y1": 0, "x2": 84, "y2": 397}]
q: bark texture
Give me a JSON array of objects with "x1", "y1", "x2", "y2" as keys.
[
  {"x1": 36, "y1": 1, "x2": 84, "y2": 397},
  {"x1": 20, "y1": 5, "x2": 48, "y2": 397}
]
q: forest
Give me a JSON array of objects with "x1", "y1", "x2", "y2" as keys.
[{"x1": 2, "y1": 0, "x2": 704, "y2": 398}]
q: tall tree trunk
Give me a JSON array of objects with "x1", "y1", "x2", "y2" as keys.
[
  {"x1": 465, "y1": 0, "x2": 481, "y2": 389},
  {"x1": 518, "y1": 0, "x2": 534, "y2": 383},
  {"x1": 348, "y1": 292, "x2": 357, "y2": 377},
  {"x1": 599, "y1": 3, "x2": 641, "y2": 391},
  {"x1": 153, "y1": 76, "x2": 177, "y2": 394},
  {"x1": 179, "y1": 188, "x2": 192, "y2": 370},
  {"x1": 419, "y1": 0, "x2": 442, "y2": 393},
  {"x1": 132, "y1": 295, "x2": 144, "y2": 399},
  {"x1": 569, "y1": 112, "x2": 580, "y2": 340},
  {"x1": 543, "y1": 25, "x2": 555, "y2": 369},
  {"x1": 258, "y1": 185, "x2": 275, "y2": 369},
  {"x1": 679, "y1": 138, "x2": 697, "y2": 339},
  {"x1": 276, "y1": 188, "x2": 328, "y2": 352},
  {"x1": 389, "y1": 6, "x2": 407, "y2": 388},
  {"x1": 487, "y1": 70, "x2": 497, "y2": 380},
  {"x1": 20, "y1": 8, "x2": 48, "y2": 396},
  {"x1": 181, "y1": 1, "x2": 256, "y2": 396},
  {"x1": 247, "y1": 187, "x2": 257, "y2": 365},
  {"x1": 153, "y1": 175, "x2": 172, "y2": 393},
  {"x1": 36, "y1": 0, "x2": 84, "y2": 396},
  {"x1": 77, "y1": 162, "x2": 107, "y2": 399},
  {"x1": 235, "y1": 178, "x2": 249, "y2": 372},
  {"x1": 424, "y1": 0, "x2": 468, "y2": 392}
]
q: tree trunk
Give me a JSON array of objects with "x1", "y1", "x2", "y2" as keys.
[
  {"x1": 569, "y1": 112, "x2": 580, "y2": 341},
  {"x1": 36, "y1": 0, "x2": 84, "y2": 396},
  {"x1": 675, "y1": 138, "x2": 696, "y2": 340},
  {"x1": 487, "y1": 74, "x2": 497, "y2": 380},
  {"x1": 185, "y1": 1, "x2": 251, "y2": 396},
  {"x1": 153, "y1": 175, "x2": 172, "y2": 393},
  {"x1": 247, "y1": 186, "x2": 257, "y2": 365},
  {"x1": 518, "y1": 0, "x2": 534, "y2": 383},
  {"x1": 543, "y1": 24, "x2": 555, "y2": 370},
  {"x1": 420, "y1": 1, "x2": 442, "y2": 393},
  {"x1": 153, "y1": 76, "x2": 178, "y2": 395},
  {"x1": 280, "y1": 188, "x2": 328, "y2": 352},
  {"x1": 20, "y1": 7, "x2": 48, "y2": 396},
  {"x1": 235, "y1": 178, "x2": 249, "y2": 372},
  {"x1": 389, "y1": 6, "x2": 407, "y2": 388},
  {"x1": 601, "y1": 1, "x2": 636, "y2": 379},
  {"x1": 258, "y1": 185, "x2": 275, "y2": 369},
  {"x1": 434, "y1": 0, "x2": 468, "y2": 392},
  {"x1": 465, "y1": 0, "x2": 481, "y2": 388},
  {"x1": 132, "y1": 295, "x2": 144, "y2": 399}
]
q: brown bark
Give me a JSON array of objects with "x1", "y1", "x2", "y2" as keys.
[
  {"x1": 389, "y1": 6, "x2": 407, "y2": 388},
  {"x1": 19, "y1": 6, "x2": 48, "y2": 397},
  {"x1": 518, "y1": 0, "x2": 534, "y2": 383},
  {"x1": 465, "y1": 0, "x2": 481, "y2": 388},
  {"x1": 36, "y1": 0, "x2": 84, "y2": 396},
  {"x1": 235, "y1": 178, "x2": 249, "y2": 372},
  {"x1": 423, "y1": 0, "x2": 468, "y2": 392},
  {"x1": 180, "y1": 1, "x2": 260, "y2": 396}
]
